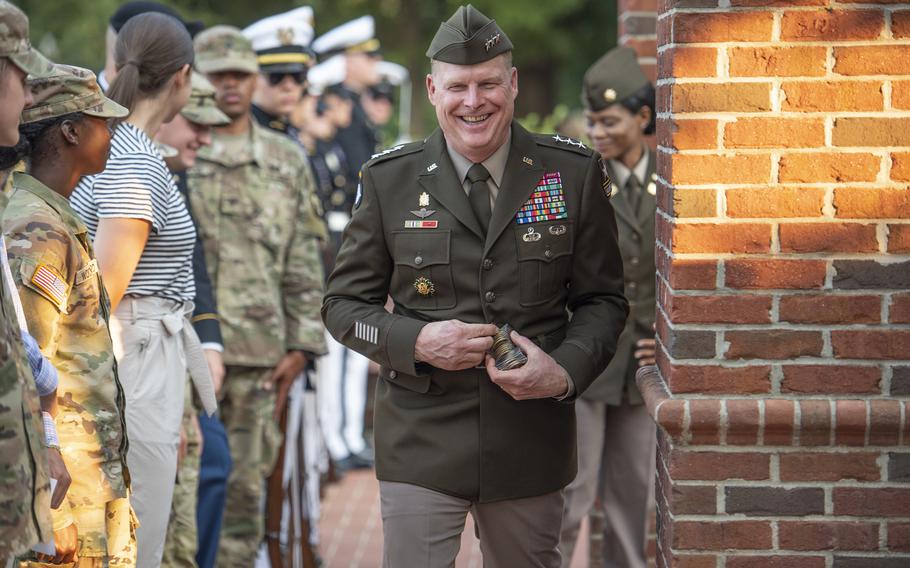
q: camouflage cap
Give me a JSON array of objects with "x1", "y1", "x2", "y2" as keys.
[
  {"x1": 22, "y1": 64, "x2": 129, "y2": 124},
  {"x1": 181, "y1": 72, "x2": 229, "y2": 126},
  {"x1": 194, "y1": 25, "x2": 259, "y2": 74},
  {"x1": 426, "y1": 4, "x2": 512, "y2": 65},
  {"x1": 0, "y1": 0, "x2": 53, "y2": 77},
  {"x1": 582, "y1": 47, "x2": 651, "y2": 112}
]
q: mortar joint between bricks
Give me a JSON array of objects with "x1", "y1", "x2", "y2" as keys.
[
  {"x1": 824, "y1": 485, "x2": 833, "y2": 516},
  {"x1": 877, "y1": 224, "x2": 890, "y2": 255},
  {"x1": 758, "y1": 399, "x2": 766, "y2": 446},
  {"x1": 879, "y1": 521, "x2": 888, "y2": 553},
  {"x1": 881, "y1": 364, "x2": 892, "y2": 397},
  {"x1": 771, "y1": 365, "x2": 783, "y2": 396},
  {"x1": 885, "y1": 8, "x2": 894, "y2": 42},
  {"x1": 793, "y1": 400, "x2": 801, "y2": 447},
  {"x1": 771, "y1": 519, "x2": 779, "y2": 550},
  {"x1": 829, "y1": 399, "x2": 836, "y2": 447},
  {"x1": 821, "y1": 330, "x2": 832, "y2": 358},
  {"x1": 899, "y1": 401, "x2": 906, "y2": 447}
]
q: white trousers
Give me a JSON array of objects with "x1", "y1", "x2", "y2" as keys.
[
  {"x1": 316, "y1": 332, "x2": 369, "y2": 460},
  {"x1": 111, "y1": 296, "x2": 197, "y2": 568}
]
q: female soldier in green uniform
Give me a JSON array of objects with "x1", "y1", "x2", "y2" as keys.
[{"x1": 2, "y1": 64, "x2": 135, "y2": 568}]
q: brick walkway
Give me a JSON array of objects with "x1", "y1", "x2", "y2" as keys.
[{"x1": 318, "y1": 469, "x2": 590, "y2": 567}]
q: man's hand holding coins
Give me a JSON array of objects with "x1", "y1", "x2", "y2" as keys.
[
  {"x1": 486, "y1": 330, "x2": 571, "y2": 400},
  {"x1": 414, "y1": 320, "x2": 499, "y2": 370}
]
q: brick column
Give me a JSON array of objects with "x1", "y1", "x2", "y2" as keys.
[
  {"x1": 645, "y1": 1, "x2": 910, "y2": 567},
  {"x1": 620, "y1": 0, "x2": 659, "y2": 81}
]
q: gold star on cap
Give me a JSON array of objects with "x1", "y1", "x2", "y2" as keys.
[{"x1": 604, "y1": 88, "x2": 617, "y2": 102}]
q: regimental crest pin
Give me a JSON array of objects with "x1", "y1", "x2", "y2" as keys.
[
  {"x1": 647, "y1": 182, "x2": 657, "y2": 196},
  {"x1": 411, "y1": 192, "x2": 436, "y2": 219},
  {"x1": 414, "y1": 276, "x2": 435, "y2": 296},
  {"x1": 604, "y1": 88, "x2": 617, "y2": 102}
]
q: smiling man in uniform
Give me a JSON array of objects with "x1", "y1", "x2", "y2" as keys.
[{"x1": 321, "y1": 5, "x2": 628, "y2": 567}]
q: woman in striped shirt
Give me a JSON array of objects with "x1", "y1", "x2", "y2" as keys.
[{"x1": 70, "y1": 13, "x2": 215, "y2": 568}]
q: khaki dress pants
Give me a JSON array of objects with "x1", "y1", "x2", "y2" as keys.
[
  {"x1": 559, "y1": 398, "x2": 657, "y2": 568},
  {"x1": 111, "y1": 297, "x2": 199, "y2": 568},
  {"x1": 380, "y1": 481, "x2": 565, "y2": 568}
]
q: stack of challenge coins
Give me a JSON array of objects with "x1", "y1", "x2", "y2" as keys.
[{"x1": 490, "y1": 324, "x2": 528, "y2": 371}]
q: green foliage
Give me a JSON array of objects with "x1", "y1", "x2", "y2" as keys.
[{"x1": 17, "y1": 0, "x2": 616, "y2": 137}]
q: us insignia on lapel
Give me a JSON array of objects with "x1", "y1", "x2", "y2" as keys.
[
  {"x1": 515, "y1": 172, "x2": 568, "y2": 225},
  {"x1": 598, "y1": 158, "x2": 613, "y2": 199}
]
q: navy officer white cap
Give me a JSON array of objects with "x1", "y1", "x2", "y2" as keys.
[
  {"x1": 242, "y1": 6, "x2": 315, "y2": 71},
  {"x1": 307, "y1": 54, "x2": 346, "y2": 96},
  {"x1": 312, "y1": 15, "x2": 379, "y2": 58}
]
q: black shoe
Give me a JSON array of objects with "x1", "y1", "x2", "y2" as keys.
[{"x1": 336, "y1": 451, "x2": 374, "y2": 472}]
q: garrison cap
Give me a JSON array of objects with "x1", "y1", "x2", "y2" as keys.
[
  {"x1": 194, "y1": 25, "x2": 259, "y2": 75},
  {"x1": 426, "y1": 4, "x2": 512, "y2": 65},
  {"x1": 0, "y1": 0, "x2": 53, "y2": 77},
  {"x1": 243, "y1": 7, "x2": 316, "y2": 73},
  {"x1": 312, "y1": 16, "x2": 380, "y2": 59},
  {"x1": 109, "y1": 1, "x2": 204, "y2": 37},
  {"x1": 582, "y1": 47, "x2": 651, "y2": 111},
  {"x1": 22, "y1": 64, "x2": 128, "y2": 124},
  {"x1": 181, "y1": 72, "x2": 229, "y2": 126}
]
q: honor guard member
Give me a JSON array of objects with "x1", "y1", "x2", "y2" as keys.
[
  {"x1": 189, "y1": 26, "x2": 327, "y2": 568},
  {"x1": 559, "y1": 47, "x2": 658, "y2": 568},
  {"x1": 156, "y1": 71, "x2": 230, "y2": 568},
  {"x1": 244, "y1": 7, "x2": 316, "y2": 138},
  {"x1": 312, "y1": 16, "x2": 381, "y2": 188},
  {"x1": 4, "y1": 64, "x2": 136, "y2": 567},
  {"x1": 305, "y1": 56, "x2": 350, "y2": 254},
  {"x1": 0, "y1": 3, "x2": 56, "y2": 562},
  {"x1": 308, "y1": 55, "x2": 374, "y2": 474},
  {"x1": 322, "y1": 6, "x2": 628, "y2": 567}
]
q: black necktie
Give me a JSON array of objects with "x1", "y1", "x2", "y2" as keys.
[
  {"x1": 625, "y1": 174, "x2": 642, "y2": 215},
  {"x1": 467, "y1": 163, "x2": 492, "y2": 234}
]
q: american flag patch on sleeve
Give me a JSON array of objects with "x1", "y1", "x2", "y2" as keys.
[{"x1": 31, "y1": 264, "x2": 67, "y2": 310}]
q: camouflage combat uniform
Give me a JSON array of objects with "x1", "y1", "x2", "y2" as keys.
[
  {"x1": 3, "y1": 173, "x2": 135, "y2": 567},
  {"x1": 187, "y1": 121, "x2": 326, "y2": 567},
  {"x1": 0, "y1": 254, "x2": 51, "y2": 565},
  {"x1": 0, "y1": 1, "x2": 55, "y2": 561}
]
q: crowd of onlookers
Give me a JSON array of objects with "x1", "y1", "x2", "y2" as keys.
[{"x1": 0, "y1": 1, "x2": 396, "y2": 566}]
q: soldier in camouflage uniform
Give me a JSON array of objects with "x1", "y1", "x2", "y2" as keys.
[
  {"x1": 3, "y1": 64, "x2": 135, "y2": 568},
  {"x1": 159, "y1": 72, "x2": 230, "y2": 568},
  {"x1": 188, "y1": 27, "x2": 327, "y2": 568},
  {"x1": 0, "y1": 2, "x2": 55, "y2": 564}
]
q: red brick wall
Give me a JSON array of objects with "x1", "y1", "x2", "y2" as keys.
[{"x1": 642, "y1": 1, "x2": 910, "y2": 566}]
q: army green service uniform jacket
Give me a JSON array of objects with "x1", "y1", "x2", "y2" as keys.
[
  {"x1": 582, "y1": 151, "x2": 657, "y2": 406},
  {"x1": 322, "y1": 123, "x2": 628, "y2": 502},
  {"x1": 188, "y1": 121, "x2": 327, "y2": 367},
  {"x1": 2, "y1": 173, "x2": 130, "y2": 514}
]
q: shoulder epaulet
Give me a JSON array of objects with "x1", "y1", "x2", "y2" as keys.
[
  {"x1": 535, "y1": 133, "x2": 594, "y2": 157},
  {"x1": 365, "y1": 140, "x2": 425, "y2": 167}
]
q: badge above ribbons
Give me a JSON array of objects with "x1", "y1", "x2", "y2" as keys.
[{"x1": 515, "y1": 172, "x2": 568, "y2": 225}]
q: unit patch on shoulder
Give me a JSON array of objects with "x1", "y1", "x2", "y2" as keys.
[{"x1": 31, "y1": 263, "x2": 68, "y2": 311}]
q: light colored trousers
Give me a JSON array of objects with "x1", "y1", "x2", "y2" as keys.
[
  {"x1": 559, "y1": 398, "x2": 657, "y2": 568},
  {"x1": 380, "y1": 481, "x2": 564, "y2": 568},
  {"x1": 111, "y1": 296, "x2": 204, "y2": 568},
  {"x1": 316, "y1": 332, "x2": 369, "y2": 459}
]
